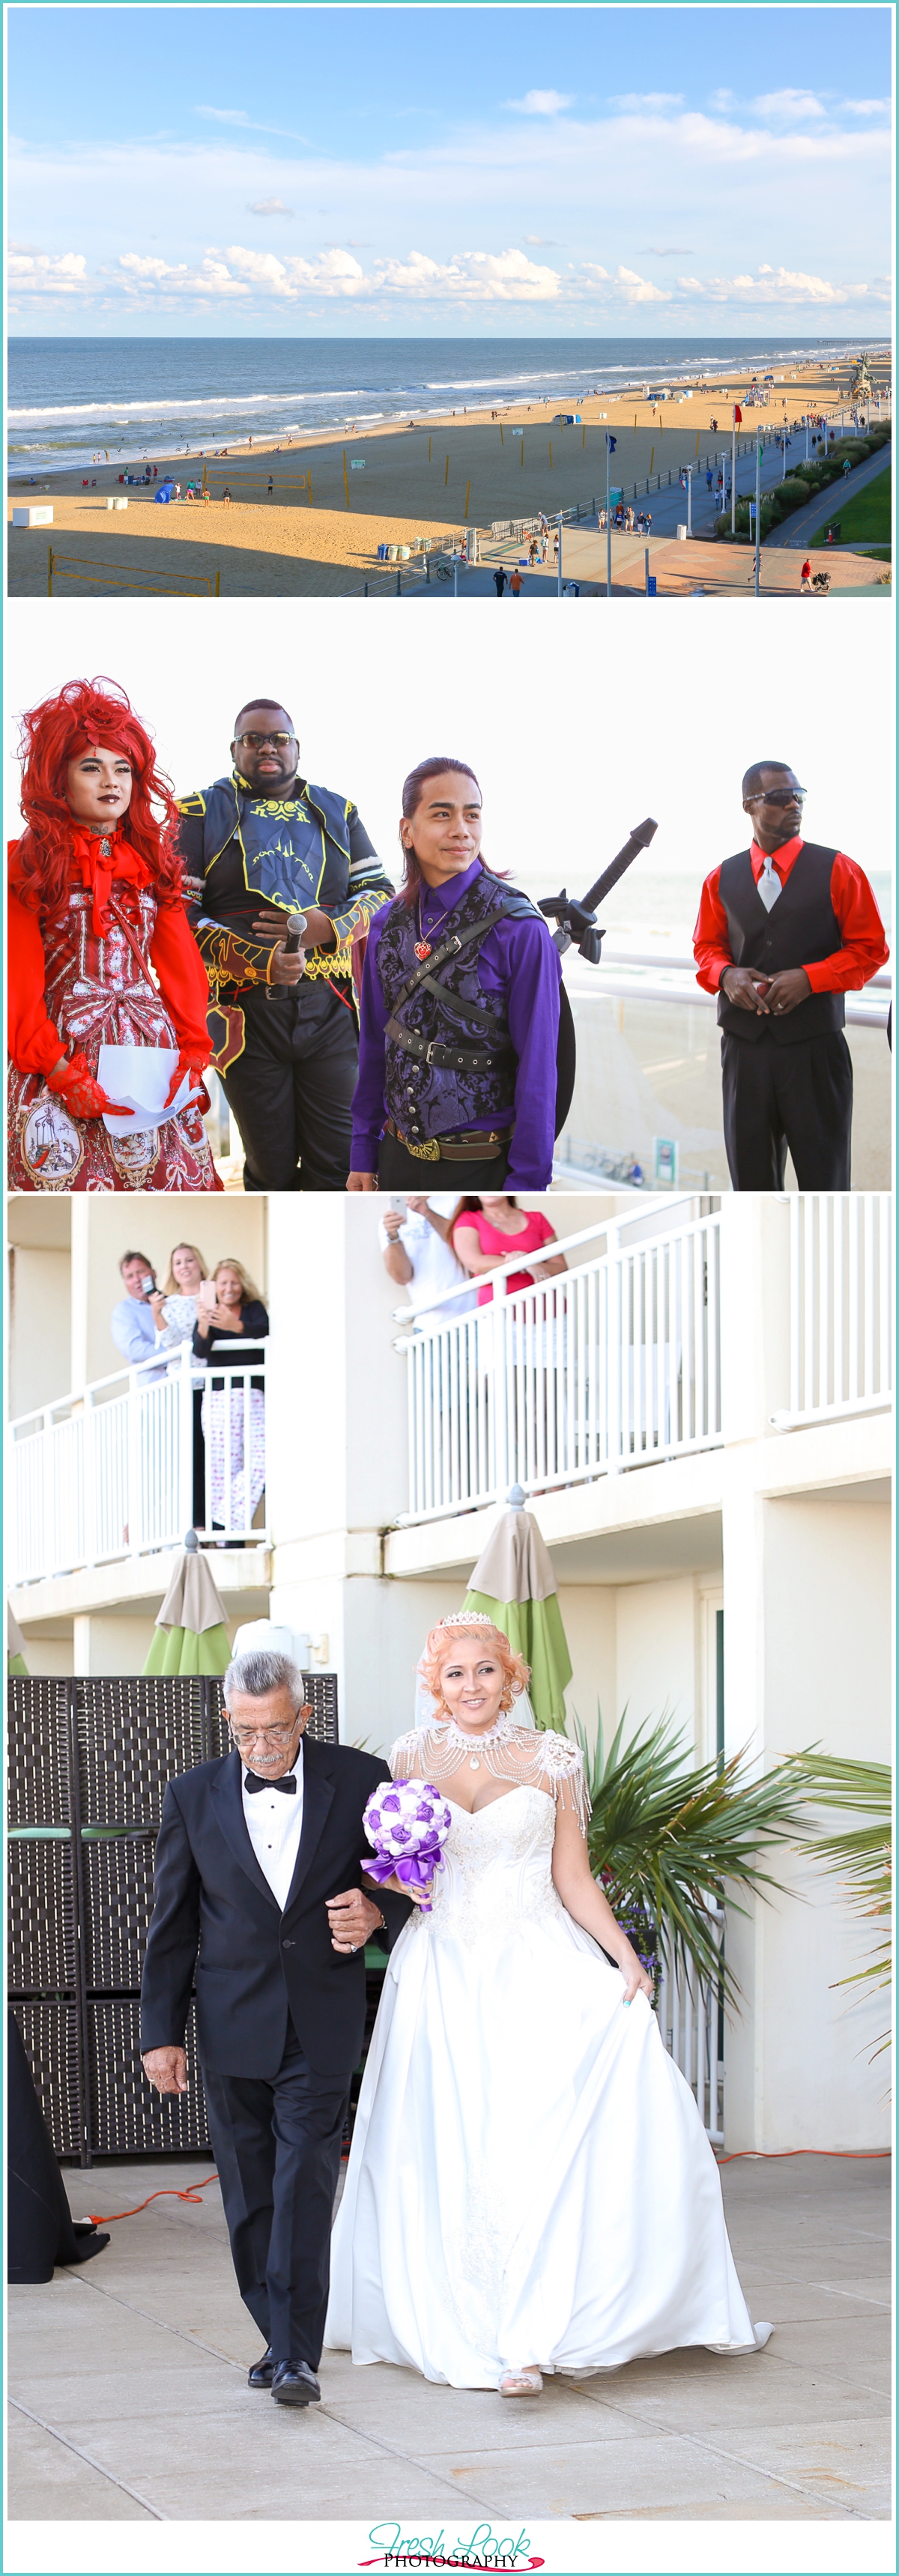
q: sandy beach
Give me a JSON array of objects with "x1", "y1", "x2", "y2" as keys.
[{"x1": 9, "y1": 352, "x2": 890, "y2": 597}]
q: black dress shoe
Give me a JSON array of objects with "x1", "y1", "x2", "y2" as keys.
[
  {"x1": 271, "y1": 2359, "x2": 321, "y2": 2407},
  {"x1": 247, "y1": 2346, "x2": 275, "y2": 2388}
]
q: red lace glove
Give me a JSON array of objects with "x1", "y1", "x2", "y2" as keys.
[
  {"x1": 164, "y1": 1051, "x2": 211, "y2": 1116},
  {"x1": 46, "y1": 1052, "x2": 131, "y2": 1120}
]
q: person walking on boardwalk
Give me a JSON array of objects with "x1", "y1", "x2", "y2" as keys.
[
  {"x1": 693, "y1": 761, "x2": 889, "y2": 1189},
  {"x1": 492, "y1": 569, "x2": 508, "y2": 597},
  {"x1": 178, "y1": 699, "x2": 393, "y2": 1190}
]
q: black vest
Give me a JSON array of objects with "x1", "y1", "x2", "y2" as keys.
[
  {"x1": 717, "y1": 843, "x2": 845, "y2": 1044},
  {"x1": 378, "y1": 871, "x2": 548, "y2": 1141}
]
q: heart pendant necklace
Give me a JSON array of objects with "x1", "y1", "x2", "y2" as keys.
[{"x1": 414, "y1": 898, "x2": 432, "y2": 963}]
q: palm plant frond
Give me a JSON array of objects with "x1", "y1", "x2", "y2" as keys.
[
  {"x1": 570, "y1": 1708, "x2": 814, "y2": 2012},
  {"x1": 789, "y1": 1756, "x2": 892, "y2": 2055}
]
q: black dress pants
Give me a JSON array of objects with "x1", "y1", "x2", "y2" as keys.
[
  {"x1": 378, "y1": 1129, "x2": 512, "y2": 1190},
  {"x1": 222, "y1": 982, "x2": 358, "y2": 1191},
  {"x1": 202, "y1": 2029, "x2": 349, "y2": 2368},
  {"x1": 721, "y1": 1030, "x2": 853, "y2": 1191}
]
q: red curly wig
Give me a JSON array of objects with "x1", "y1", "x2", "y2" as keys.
[
  {"x1": 419, "y1": 1615, "x2": 531, "y2": 1709},
  {"x1": 13, "y1": 677, "x2": 182, "y2": 915}
]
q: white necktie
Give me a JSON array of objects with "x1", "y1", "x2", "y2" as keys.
[{"x1": 757, "y1": 855, "x2": 781, "y2": 911}]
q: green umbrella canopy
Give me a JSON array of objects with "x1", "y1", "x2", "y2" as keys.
[
  {"x1": 7, "y1": 1608, "x2": 28, "y2": 1678},
  {"x1": 462, "y1": 1498, "x2": 572, "y2": 1732},
  {"x1": 142, "y1": 1544, "x2": 231, "y2": 1678}
]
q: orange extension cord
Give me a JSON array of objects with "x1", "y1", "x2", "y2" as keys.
[
  {"x1": 715, "y1": 2147, "x2": 891, "y2": 2165},
  {"x1": 88, "y1": 2175, "x2": 219, "y2": 2223}
]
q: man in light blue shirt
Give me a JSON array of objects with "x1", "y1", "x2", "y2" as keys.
[{"x1": 110, "y1": 1251, "x2": 163, "y2": 1370}]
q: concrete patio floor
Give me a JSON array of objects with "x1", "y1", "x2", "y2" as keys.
[{"x1": 8, "y1": 2152, "x2": 891, "y2": 2524}]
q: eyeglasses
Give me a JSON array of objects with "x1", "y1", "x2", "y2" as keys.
[
  {"x1": 748, "y1": 786, "x2": 806, "y2": 808},
  {"x1": 228, "y1": 1721, "x2": 300, "y2": 1750},
  {"x1": 235, "y1": 731, "x2": 295, "y2": 750}
]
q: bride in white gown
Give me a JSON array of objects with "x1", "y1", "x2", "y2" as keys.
[{"x1": 326, "y1": 1612, "x2": 770, "y2": 2396}]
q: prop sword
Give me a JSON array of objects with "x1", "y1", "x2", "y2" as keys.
[{"x1": 539, "y1": 817, "x2": 658, "y2": 964}]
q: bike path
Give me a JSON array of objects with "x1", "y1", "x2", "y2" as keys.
[{"x1": 763, "y1": 445, "x2": 892, "y2": 548}]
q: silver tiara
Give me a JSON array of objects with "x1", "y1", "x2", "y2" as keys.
[{"x1": 438, "y1": 1611, "x2": 504, "y2": 1631}]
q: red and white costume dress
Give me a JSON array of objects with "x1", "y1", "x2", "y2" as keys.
[{"x1": 7, "y1": 827, "x2": 221, "y2": 1191}]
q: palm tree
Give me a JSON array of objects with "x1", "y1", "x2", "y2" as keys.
[
  {"x1": 790, "y1": 1754, "x2": 891, "y2": 2061},
  {"x1": 573, "y1": 1711, "x2": 813, "y2": 2010}
]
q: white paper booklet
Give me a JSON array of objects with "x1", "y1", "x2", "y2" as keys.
[{"x1": 97, "y1": 1045, "x2": 196, "y2": 1136}]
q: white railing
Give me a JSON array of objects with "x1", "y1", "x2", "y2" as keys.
[
  {"x1": 659, "y1": 1905, "x2": 724, "y2": 2143},
  {"x1": 9, "y1": 1340, "x2": 267, "y2": 1586},
  {"x1": 779, "y1": 1193, "x2": 892, "y2": 1427},
  {"x1": 399, "y1": 1205, "x2": 722, "y2": 1523}
]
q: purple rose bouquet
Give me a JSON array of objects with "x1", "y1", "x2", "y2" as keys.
[{"x1": 363, "y1": 1779, "x2": 452, "y2": 1914}]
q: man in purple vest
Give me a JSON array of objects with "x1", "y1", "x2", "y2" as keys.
[
  {"x1": 347, "y1": 758, "x2": 565, "y2": 1191},
  {"x1": 694, "y1": 762, "x2": 888, "y2": 1189}
]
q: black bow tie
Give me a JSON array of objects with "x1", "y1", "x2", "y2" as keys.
[{"x1": 244, "y1": 1770, "x2": 297, "y2": 1795}]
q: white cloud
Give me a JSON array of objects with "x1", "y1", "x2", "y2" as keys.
[
  {"x1": 842, "y1": 97, "x2": 892, "y2": 115},
  {"x1": 119, "y1": 253, "x2": 187, "y2": 280},
  {"x1": 249, "y1": 197, "x2": 294, "y2": 217},
  {"x1": 751, "y1": 90, "x2": 828, "y2": 120},
  {"x1": 614, "y1": 263, "x2": 671, "y2": 303},
  {"x1": 611, "y1": 93, "x2": 684, "y2": 112},
  {"x1": 8, "y1": 246, "x2": 88, "y2": 292},
  {"x1": 196, "y1": 106, "x2": 252, "y2": 124},
  {"x1": 676, "y1": 263, "x2": 886, "y2": 306},
  {"x1": 504, "y1": 89, "x2": 572, "y2": 115}
]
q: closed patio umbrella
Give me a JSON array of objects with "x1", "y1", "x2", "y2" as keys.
[
  {"x1": 7, "y1": 1608, "x2": 28, "y2": 1677},
  {"x1": 462, "y1": 1487, "x2": 572, "y2": 1730},
  {"x1": 143, "y1": 1532, "x2": 231, "y2": 1676}
]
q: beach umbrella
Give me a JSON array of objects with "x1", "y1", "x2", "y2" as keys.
[
  {"x1": 142, "y1": 1532, "x2": 231, "y2": 1676},
  {"x1": 462, "y1": 1487, "x2": 572, "y2": 1730},
  {"x1": 7, "y1": 1608, "x2": 28, "y2": 1677}
]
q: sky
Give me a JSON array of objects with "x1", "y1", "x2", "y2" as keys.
[
  {"x1": 7, "y1": 600, "x2": 893, "y2": 918},
  {"x1": 7, "y1": 4, "x2": 893, "y2": 336}
]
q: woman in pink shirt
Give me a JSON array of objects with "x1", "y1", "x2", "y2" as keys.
[{"x1": 451, "y1": 1194, "x2": 567, "y2": 1305}]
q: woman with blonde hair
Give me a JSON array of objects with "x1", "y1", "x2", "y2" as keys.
[
  {"x1": 327, "y1": 1612, "x2": 769, "y2": 2397},
  {"x1": 193, "y1": 1259, "x2": 268, "y2": 1538}
]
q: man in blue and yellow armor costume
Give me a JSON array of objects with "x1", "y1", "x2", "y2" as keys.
[{"x1": 177, "y1": 699, "x2": 393, "y2": 1189}]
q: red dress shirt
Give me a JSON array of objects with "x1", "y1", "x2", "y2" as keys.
[{"x1": 693, "y1": 837, "x2": 889, "y2": 997}]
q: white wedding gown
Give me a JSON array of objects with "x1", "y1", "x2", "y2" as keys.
[{"x1": 326, "y1": 1783, "x2": 758, "y2": 2386}]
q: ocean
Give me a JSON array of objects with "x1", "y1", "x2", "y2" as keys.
[{"x1": 7, "y1": 334, "x2": 872, "y2": 480}]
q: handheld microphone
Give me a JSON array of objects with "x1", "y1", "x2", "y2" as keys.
[{"x1": 266, "y1": 908, "x2": 308, "y2": 1001}]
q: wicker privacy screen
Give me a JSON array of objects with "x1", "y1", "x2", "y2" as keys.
[{"x1": 7, "y1": 1672, "x2": 339, "y2": 2162}]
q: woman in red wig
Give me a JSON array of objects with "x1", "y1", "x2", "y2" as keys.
[{"x1": 8, "y1": 677, "x2": 220, "y2": 1190}]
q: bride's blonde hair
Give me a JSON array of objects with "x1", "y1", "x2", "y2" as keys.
[{"x1": 419, "y1": 1615, "x2": 530, "y2": 1711}]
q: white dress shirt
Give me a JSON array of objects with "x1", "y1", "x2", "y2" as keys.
[{"x1": 241, "y1": 1742, "x2": 305, "y2": 1909}]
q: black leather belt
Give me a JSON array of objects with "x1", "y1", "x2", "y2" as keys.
[{"x1": 384, "y1": 1119, "x2": 514, "y2": 1163}]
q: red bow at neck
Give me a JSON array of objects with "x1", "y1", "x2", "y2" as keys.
[{"x1": 68, "y1": 825, "x2": 153, "y2": 938}]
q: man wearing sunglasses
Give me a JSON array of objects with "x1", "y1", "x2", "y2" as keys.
[
  {"x1": 694, "y1": 762, "x2": 888, "y2": 1188},
  {"x1": 177, "y1": 702, "x2": 393, "y2": 1189}
]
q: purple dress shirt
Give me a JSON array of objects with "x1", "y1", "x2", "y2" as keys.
[{"x1": 351, "y1": 860, "x2": 563, "y2": 1188}]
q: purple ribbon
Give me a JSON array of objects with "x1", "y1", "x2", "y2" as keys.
[{"x1": 365, "y1": 1833, "x2": 446, "y2": 1913}]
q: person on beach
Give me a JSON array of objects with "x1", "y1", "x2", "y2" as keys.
[
  {"x1": 7, "y1": 677, "x2": 219, "y2": 1194},
  {"x1": 346, "y1": 756, "x2": 564, "y2": 1194},
  {"x1": 509, "y1": 568, "x2": 523, "y2": 598},
  {"x1": 800, "y1": 559, "x2": 812, "y2": 593},
  {"x1": 267, "y1": 476, "x2": 273, "y2": 498},
  {"x1": 223, "y1": 488, "x2": 232, "y2": 510},
  {"x1": 177, "y1": 698, "x2": 393, "y2": 1191},
  {"x1": 492, "y1": 569, "x2": 507, "y2": 598},
  {"x1": 694, "y1": 761, "x2": 889, "y2": 1190}
]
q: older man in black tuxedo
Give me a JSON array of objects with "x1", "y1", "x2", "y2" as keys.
[{"x1": 141, "y1": 1651, "x2": 409, "y2": 2407}]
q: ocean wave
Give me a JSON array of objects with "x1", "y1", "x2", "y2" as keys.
[{"x1": 7, "y1": 390, "x2": 369, "y2": 423}]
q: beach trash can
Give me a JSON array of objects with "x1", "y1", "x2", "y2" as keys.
[
  {"x1": 376, "y1": 544, "x2": 388, "y2": 560},
  {"x1": 387, "y1": 545, "x2": 398, "y2": 561},
  {"x1": 115, "y1": 498, "x2": 128, "y2": 511},
  {"x1": 13, "y1": 505, "x2": 53, "y2": 527},
  {"x1": 399, "y1": 545, "x2": 411, "y2": 560},
  {"x1": 676, "y1": 524, "x2": 688, "y2": 540}
]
